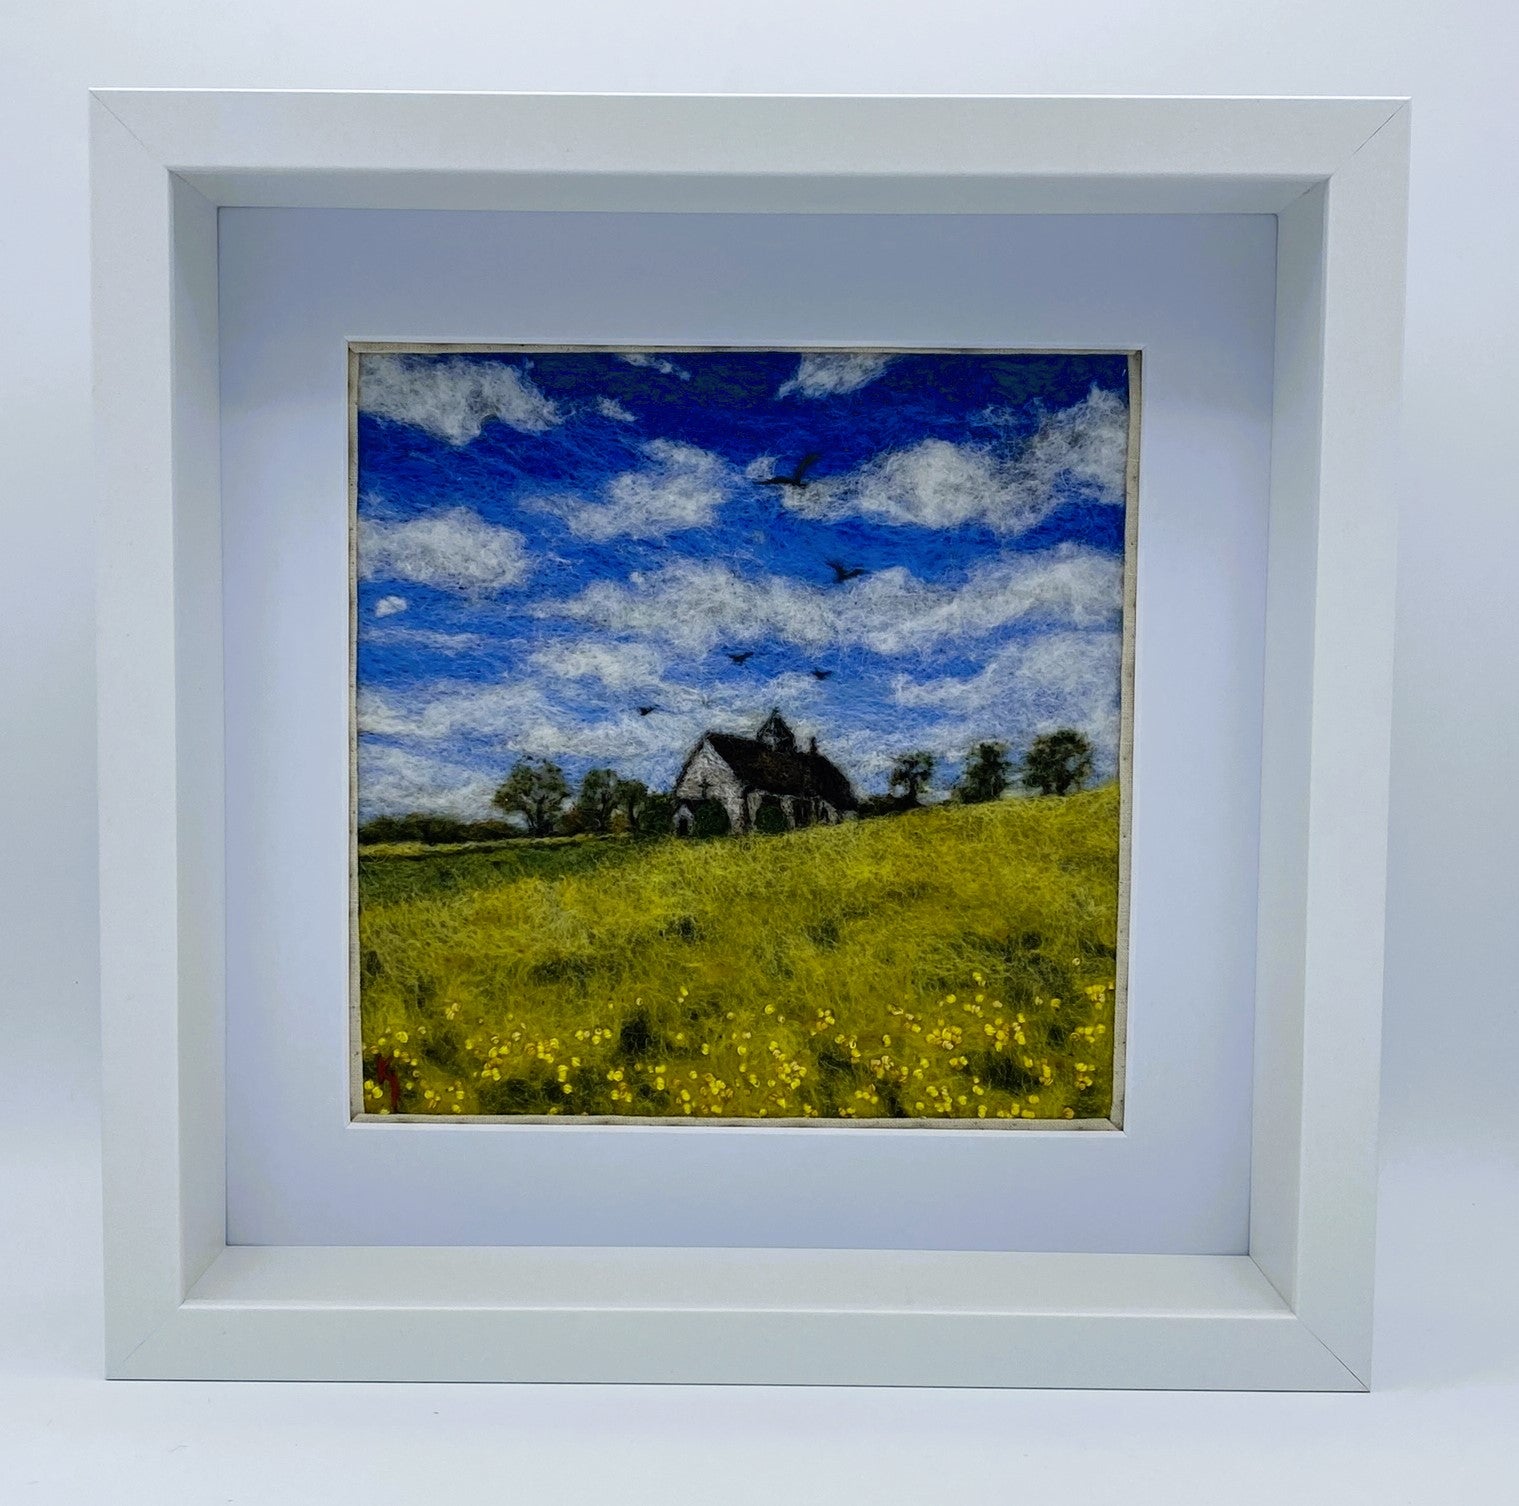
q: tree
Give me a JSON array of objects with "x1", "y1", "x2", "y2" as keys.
[
  {"x1": 492, "y1": 757, "x2": 569, "y2": 836},
  {"x1": 357, "y1": 813, "x2": 518, "y2": 845},
  {"x1": 576, "y1": 767, "x2": 619, "y2": 834},
  {"x1": 957, "y1": 741, "x2": 1011, "y2": 804},
  {"x1": 635, "y1": 791, "x2": 676, "y2": 836},
  {"x1": 888, "y1": 751, "x2": 935, "y2": 807},
  {"x1": 613, "y1": 776, "x2": 650, "y2": 833},
  {"x1": 1021, "y1": 729, "x2": 1094, "y2": 796}
]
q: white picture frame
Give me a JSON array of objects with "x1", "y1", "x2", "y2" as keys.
[{"x1": 93, "y1": 91, "x2": 1409, "y2": 1388}]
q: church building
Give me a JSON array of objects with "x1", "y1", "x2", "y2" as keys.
[{"x1": 671, "y1": 710, "x2": 858, "y2": 836}]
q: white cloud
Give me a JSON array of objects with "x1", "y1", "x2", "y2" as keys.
[
  {"x1": 617, "y1": 352, "x2": 690, "y2": 380},
  {"x1": 777, "y1": 353, "x2": 894, "y2": 399},
  {"x1": 359, "y1": 679, "x2": 548, "y2": 741},
  {"x1": 557, "y1": 440, "x2": 736, "y2": 540},
  {"x1": 357, "y1": 742, "x2": 501, "y2": 820},
  {"x1": 361, "y1": 668, "x2": 816, "y2": 746},
  {"x1": 541, "y1": 545, "x2": 1120, "y2": 657},
  {"x1": 530, "y1": 638, "x2": 666, "y2": 690},
  {"x1": 1011, "y1": 386, "x2": 1130, "y2": 503},
  {"x1": 355, "y1": 688, "x2": 416, "y2": 737},
  {"x1": 358, "y1": 666, "x2": 829, "y2": 792},
  {"x1": 359, "y1": 354, "x2": 560, "y2": 445},
  {"x1": 358, "y1": 506, "x2": 532, "y2": 594},
  {"x1": 374, "y1": 595, "x2": 408, "y2": 618},
  {"x1": 788, "y1": 388, "x2": 1129, "y2": 533},
  {"x1": 891, "y1": 629, "x2": 1122, "y2": 771},
  {"x1": 595, "y1": 396, "x2": 637, "y2": 423},
  {"x1": 359, "y1": 623, "x2": 1121, "y2": 801},
  {"x1": 367, "y1": 625, "x2": 484, "y2": 654},
  {"x1": 358, "y1": 623, "x2": 1122, "y2": 800}
]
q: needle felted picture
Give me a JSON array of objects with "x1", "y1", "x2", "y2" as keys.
[{"x1": 352, "y1": 346, "x2": 1135, "y2": 1124}]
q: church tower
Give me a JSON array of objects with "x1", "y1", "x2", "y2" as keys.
[{"x1": 755, "y1": 708, "x2": 797, "y2": 754}]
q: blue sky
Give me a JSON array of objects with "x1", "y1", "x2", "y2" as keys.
[{"x1": 355, "y1": 348, "x2": 1131, "y2": 820}]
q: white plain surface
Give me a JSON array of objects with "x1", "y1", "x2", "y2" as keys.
[
  {"x1": 3, "y1": 0, "x2": 1516, "y2": 1496},
  {"x1": 220, "y1": 207, "x2": 1272, "y2": 1253}
]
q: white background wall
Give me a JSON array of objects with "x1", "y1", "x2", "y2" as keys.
[{"x1": 1, "y1": 2, "x2": 1514, "y2": 1502}]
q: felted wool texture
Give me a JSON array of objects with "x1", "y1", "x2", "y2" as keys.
[{"x1": 353, "y1": 348, "x2": 1130, "y2": 1122}]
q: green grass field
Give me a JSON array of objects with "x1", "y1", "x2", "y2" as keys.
[{"x1": 357, "y1": 786, "x2": 1122, "y2": 1122}]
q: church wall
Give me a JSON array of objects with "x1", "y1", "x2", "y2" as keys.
[{"x1": 673, "y1": 740, "x2": 748, "y2": 832}]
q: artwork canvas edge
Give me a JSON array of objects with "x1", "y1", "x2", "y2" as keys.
[
  {"x1": 348, "y1": 341, "x2": 365, "y2": 1123},
  {"x1": 346, "y1": 342, "x2": 1140, "y2": 1131},
  {"x1": 1109, "y1": 348, "x2": 1140, "y2": 1132}
]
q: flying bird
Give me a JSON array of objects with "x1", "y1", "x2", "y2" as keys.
[
  {"x1": 725, "y1": 650, "x2": 755, "y2": 665},
  {"x1": 636, "y1": 704, "x2": 667, "y2": 717},
  {"x1": 825, "y1": 559, "x2": 867, "y2": 584},
  {"x1": 757, "y1": 452, "x2": 821, "y2": 489},
  {"x1": 810, "y1": 668, "x2": 834, "y2": 681}
]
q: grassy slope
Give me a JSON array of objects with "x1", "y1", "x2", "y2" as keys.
[{"x1": 358, "y1": 787, "x2": 1120, "y2": 1121}]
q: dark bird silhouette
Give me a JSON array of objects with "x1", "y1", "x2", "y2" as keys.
[
  {"x1": 725, "y1": 650, "x2": 755, "y2": 665},
  {"x1": 810, "y1": 668, "x2": 834, "y2": 681},
  {"x1": 757, "y1": 452, "x2": 821, "y2": 489},
  {"x1": 825, "y1": 559, "x2": 867, "y2": 584},
  {"x1": 636, "y1": 704, "x2": 666, "y2": 716}
]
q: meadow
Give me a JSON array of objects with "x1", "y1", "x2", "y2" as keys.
[{"x1": 357, "y1": 786, "x2": 1122, "y2": 1123}]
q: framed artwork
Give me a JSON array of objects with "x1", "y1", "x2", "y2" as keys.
[
  {"x1": 351, "y1": 346, "x2": 1137, "y2": 1126},
  {"x1": 94, "y1": 90, "x2": 1408, "y2": 1388}
]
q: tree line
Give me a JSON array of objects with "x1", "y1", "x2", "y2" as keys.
[
  {"x1": 864, "y1": 729, "x2": 1094, "y2": 815},
  {"x1": 492, "y1": 761, "x2": 671, "y2": 838},
  {"x1": 357, "y1": 728, "x2": 1095, "y2": 846}
]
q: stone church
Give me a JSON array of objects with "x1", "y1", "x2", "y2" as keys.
[{"x1": 672, "y1": 710, "x2": 858, "y2": 836}]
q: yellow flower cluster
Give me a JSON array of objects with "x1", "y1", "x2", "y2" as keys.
[{"x1": 361, "y1": 971, "x2": 1117, "y2": 1122}]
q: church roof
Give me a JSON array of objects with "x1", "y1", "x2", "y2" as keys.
[{"x1": 697, "y1": 730, "x2": 858, "y2": 811}]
